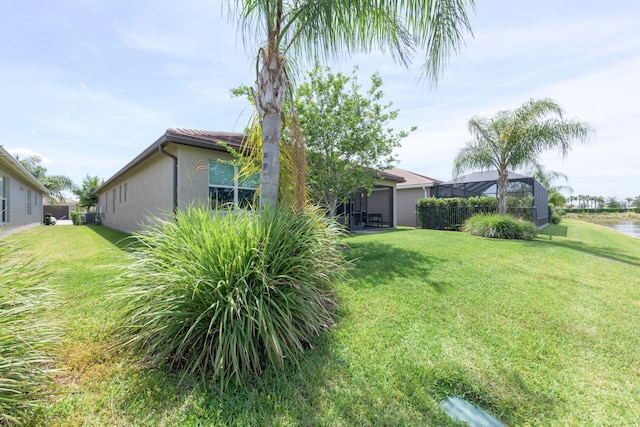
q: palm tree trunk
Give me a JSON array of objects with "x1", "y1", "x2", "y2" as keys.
[
  {"x1": 257, "y1": 49, "x2": 287, "y2": 208},
  {"x1": 497, "y1": 170, "x2": 509, "y2": 215}
]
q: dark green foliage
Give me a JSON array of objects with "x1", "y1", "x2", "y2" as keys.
[
  {"x1": 462, "y1": 213, "x2": 538, "y2": 240},
  {"x1": 72, "y1": 175, "x2": 102, "y2": 212},
  {"x1": 551, "y1": 211, "x2": 562, "y2": 224},
  {"x1": 416, "y1": 197, "x2": 535, "y2": 230},
  {"x1": 113, "y1": 205, "x2": 346, "y2": 391},
  {"x1": 70, "y1": 209, "x2": 82, "y2": 225},
  {"x1": 0, "y1": 243, "x2": 59, "y2": 425},
  {"x1": 295, "y1": 63, "x2": 413, "y2": 216}
]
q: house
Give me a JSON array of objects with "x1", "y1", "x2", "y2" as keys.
[
  {"x1": 94, "y1": 128, "x2": 405, "y2": 233},
  {"x1": 385, "y1": 167, "x2": 443, "y2": 227},
  {"x1": 0, "y1": 146, "x2": 49, "y2": 239},
  {"x1": 338, "y1": 169, "x2": 405, "y2": 230},
  {"x1": 44, "y1": 197, "x2": 79, "y2": 221}
]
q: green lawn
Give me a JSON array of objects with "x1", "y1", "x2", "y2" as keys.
[{"x1": 6, "y1": 218, "x2": 640, "y2": 426}]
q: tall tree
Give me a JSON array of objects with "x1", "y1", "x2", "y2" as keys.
[
  {"x1": 453, "y1": 98, "x2": 594, "y2": 215},
  {"x1": 531, "y1": 164, "x2": 573, "y2": 194},
  {"x1": 17, "y1": 155, "x2": 74, "y2": 204},
  {"x1": 72, "y1": 175, "x2": 103, "y2": 212},
  {"x1": 227, "y1": 0, "x2": 474, "y2": 208},
  {"x1": 625, "y1": 197, "x2": 634, "y2": 213},
  {"x1": 295, "y1": 64, "x2": 412, "y2": 217}
]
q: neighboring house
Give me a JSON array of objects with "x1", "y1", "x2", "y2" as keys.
[
  {"x1": 340, "y1": 169, "x2": 405, "y2": 230},
  {"x1": 44, "y1": 197, "x2": 79, "y2": 221},
  {"x1": 94, "y1": 128, "x2": 405, "y2": 234},
  {"x1": 0, "y1": 145, "x2": 49, "y2": 239},
  {"x1": 385, "y1": 167, "x2": 443, "y2": 227}
]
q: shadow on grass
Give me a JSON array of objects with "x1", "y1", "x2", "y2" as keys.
[
  {"x1": 343, "y1": 241, "x2": 446, "y2": 291},
  {"x1": 542, "y1": 239, "x2": 640, "y2": 267},
  {"x1": 539, "y1": 224, "x2": 568, "y2": 238},
  {"x1": 112, "y1": 334, "x2": 460, "y2": 425},
  {"x1": 84, "y1": 225, "x2": 138, "y2": 252}
]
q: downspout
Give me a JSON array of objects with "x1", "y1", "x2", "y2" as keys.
[{"x1": 159, "y1": 144, "x2": 178, "y2": 215}]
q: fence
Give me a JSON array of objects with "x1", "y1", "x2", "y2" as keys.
[{"x1": 416, "y1": 205, "x2": 537, "y2": 231}]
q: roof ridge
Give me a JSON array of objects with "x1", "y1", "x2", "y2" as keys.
[{"x1": 167, "y1": 128, "x2": 245, "y2": 137}]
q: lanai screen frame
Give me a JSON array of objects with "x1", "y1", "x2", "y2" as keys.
[{"x1": 432, "y1": 172, "x2": 549, "y2": 227}]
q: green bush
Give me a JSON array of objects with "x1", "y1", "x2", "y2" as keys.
[
  {"x1": 551, "y1": 211, "x2": 562, "y2": 224},
  {"x1": 113, "y1": 205, "x2": 346, "y2": 391},
  {"x1": 462, "y1": 213, "x2": 538, "y2": 240},
  {"x1": 70, "y1": 209, "x2": 82, "y2": 225},
  {"x1": 0, "y1": 243, "x2": 59, "y2": 425}
]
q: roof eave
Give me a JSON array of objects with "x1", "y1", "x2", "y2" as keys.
[
  {"x1": 0, "y1": 146, "x2": 50, "y2": 194},
  {"x1": 93, "y1": 131, "x2": 237, "y2": 195}
]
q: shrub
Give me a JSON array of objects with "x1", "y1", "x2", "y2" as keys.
[
  {"x1": 70, "y1": 209, "x2": 82, "y2": 225},
  {"x1": 0, "y1": 243, "x2": 59, "y2": 425},
  {"x1": 113, "y1": 205, "x2": 346, "y2": 391},
  {"x1": 551, "y1": 211, "x2": 562, "y2": 224},
  {"x1": 43, "y1": 213, "x2": 53, "y2": 225},
  {"x1": 462, "y1": 213, "x2": 538, "y2": 240}
]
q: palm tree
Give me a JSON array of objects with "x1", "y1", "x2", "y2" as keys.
[
  {"x1": 453, "y1": 98, "x2": 594, "y2": 215},
  {"x1": 531, "y1": 164, "x2": 573, "y2": 194},
  {"x1": 625, "y1": 197, "x2": 634, "y2": 213},
  {"x1": 72, "y1": 175, "x2": 103, "y2": 212},
  {"x1": 227, "y1": 1, "x2": 475, "y2": 208},
  {"x1": 17, "y1": 155, "x2": 75, "y2": 204}
]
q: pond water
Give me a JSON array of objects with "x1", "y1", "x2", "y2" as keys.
[{"x1": 599, "y1": 221, "x2": 640, "y2": 238}]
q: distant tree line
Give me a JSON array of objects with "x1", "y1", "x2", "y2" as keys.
[{"x1": 565, "y1": 195, "x2": 640, "y2": 212}]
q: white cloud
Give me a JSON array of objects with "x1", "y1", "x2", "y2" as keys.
[{"x1": 4, "y1": 147, "x2": 53, "y2": 165}]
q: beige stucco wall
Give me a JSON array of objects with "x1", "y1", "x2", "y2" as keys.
[
  {"x1": 96, "y1": 144, "x2": 234, "y2": 234},
  {"x1": 174, "y1": 145, "x2": 235, "y2": 210},
  {"x1": 0, "y1": 167, "x2": 45, "y2": 237},
  {"x1": 396, "y1": 186, "x2": 433, "y2": 227},
  {"x1": 97, "y1": 151, "x2": 174, "y2": 233}
]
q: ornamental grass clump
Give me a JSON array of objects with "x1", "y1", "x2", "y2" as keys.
[
  {"x1": 0, "y1": 243, "x2": 59, "y2": 426},
  {"x1": 113, "y1": 205, "x2": 345, "y2": 391},
  {"x1": 463, "y1": 213, "x2": 538, "y2": 240}
]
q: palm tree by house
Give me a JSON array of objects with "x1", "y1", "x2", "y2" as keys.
[
  {"x1": 453, "y1": 98, "x2": 594, "y2": 215},
  {"x1": 227, "y1": 0, "x2": 475, "y2": 208}
]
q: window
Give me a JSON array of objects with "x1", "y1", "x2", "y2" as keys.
[
  {"x1": 124, "y1": 183, "x2": 128, "y2": 202},
  {"x1": 27, "y1": 190, "x2": 32, "y2": 215},
  {"x1": 112, "y1": 189, "x2": 116, "y2": 213},
  {"x1": 119, "y1": 185, "x2": 122, "y2": 203},
  {"x1": 1, "y1": 176, "x2": 7, "y2": 223},
  {"x1": 208, "y1": 161, "x2": 259, "y2": 209},
  {"x1": 105, "y1": 193, "x2": 108, "y2": 214}
]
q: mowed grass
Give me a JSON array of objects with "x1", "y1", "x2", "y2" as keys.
[{"x1": 5, "y1": 218, "x2": 640, "y2": 426}]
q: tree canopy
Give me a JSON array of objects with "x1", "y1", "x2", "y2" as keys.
[
  {"x1": 18, "y1": 155, "x2": 75, "y2": 204},
  {"x1": 453, "y1": 98, "x2": 594, "y2": 215},
  {"x1": 72, "y1": 175, "x2": 102, "y2": 212},
  {"x1": 295, "y1": 64, "x2": 412, "y2": 216},
  {"x1": 226, "y1": 0, "x2": 475, "y2": 208}
]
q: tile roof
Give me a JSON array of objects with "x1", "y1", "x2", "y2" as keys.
[
  {"x1": 385, "y1": 167, "x2": 443, "y2": 187},
  {"x1": 166, "y1": 128, "x2": 245, "y2": 148},
  {"x1": 96, "y1": 128, "x2": 406, "y2": 192}
]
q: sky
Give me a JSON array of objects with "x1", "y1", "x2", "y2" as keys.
[{"x1": 1, "y1": 0, "x2": 639, "y2": 201}]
